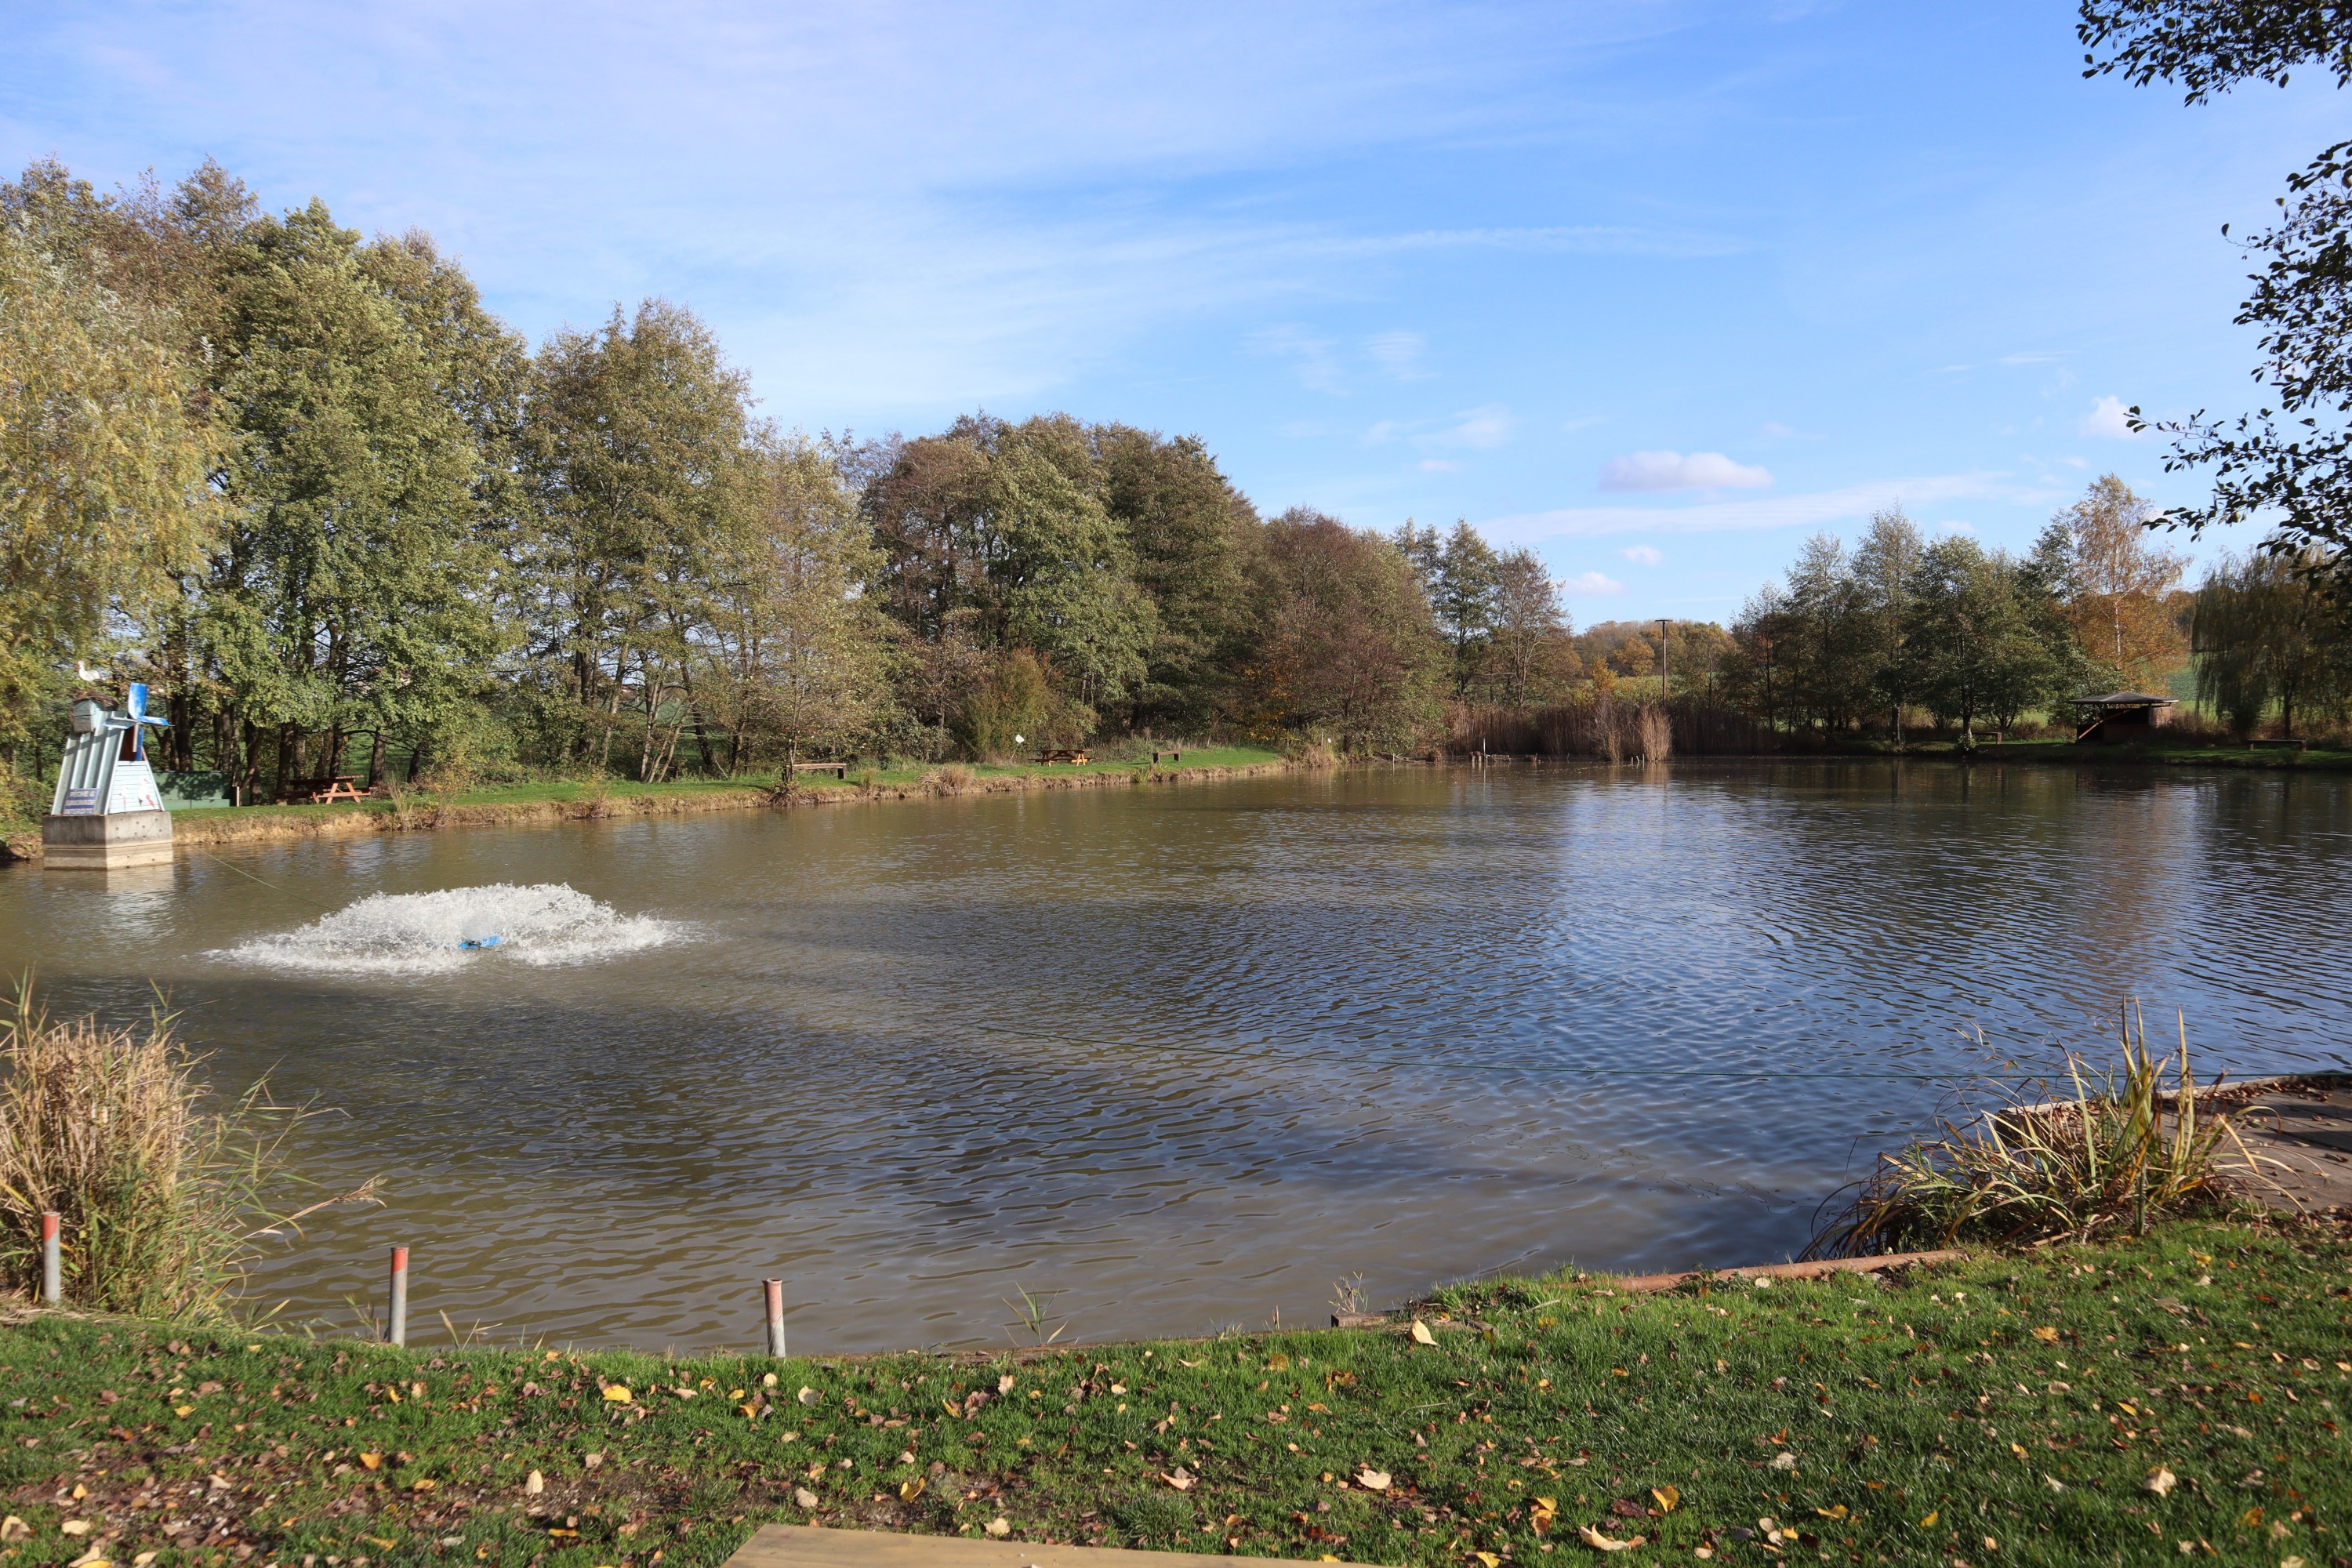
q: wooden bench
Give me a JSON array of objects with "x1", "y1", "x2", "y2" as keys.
[
  {"x1": 1150, "y1": 749, "x2": 1183, "y2": 764},
  {"x1": 790, "y1": 761, "x2": 851, "y2": 779},
  {"x1": 1034, "y1": 748, "x2": 1091, "y2": 765}
]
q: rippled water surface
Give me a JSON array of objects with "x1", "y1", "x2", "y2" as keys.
[{"x1": 5, "y1": 761, "x2": 2348, "y2": 1352}]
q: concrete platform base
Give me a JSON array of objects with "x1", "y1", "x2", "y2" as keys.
[
  {"x1": 725, "y1": 1526, "x2": 1281, "y2": 1568},
  {"x1": 41, "y1": 810, "x2": 175, "y2": 870},
  {"x1": 2221, "y1": 1078, "x2": 2352, "y2": 1215}
]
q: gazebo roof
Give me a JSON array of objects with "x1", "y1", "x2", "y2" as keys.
[{"x1": 2069, "y1": 691, "x2": 2178, "y2": 709}]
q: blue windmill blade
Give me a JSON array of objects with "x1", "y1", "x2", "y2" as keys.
[{"x1": 124, "y1": 682, "x2": 169, "y2": 760}]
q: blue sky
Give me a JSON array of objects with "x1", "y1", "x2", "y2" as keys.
[{"x1": 3, "y1": 1, "x2": 2337, "y2": 623}]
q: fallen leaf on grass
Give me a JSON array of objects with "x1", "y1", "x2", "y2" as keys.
[
  {"x1": 359, "y1": 1454, "x2": 383, "y2": 1471},
  {"x1": 985, "y1": 1519, "x2": 1011, "y2": 1537},
  {"x1": 1164, "y1": 1468, "x2": 1196, "y2": 1491},
  {"x1": 1769, "y1": 1451, "x2": 1798, "y2": 1472},
  {"x1": 898, "y1": 1479, "x2": 926, "y2": 1502},
  {"x1": 411, "y1": 1479, "x2": 437, "y2": 1493},
  {"x1": 1475, "y1": 1553, "x2": 1501, "y2": 1566},
  {"x1": 1530, "y1": 1498, "x2": 1557, "y2": 1534},
  {"x1": 1651, "y1": 1486, "x2": 1679, "y2": 1514},
  {"x1": 1577, "y1": 1526, "x2": 1642, "y2": 1552},
  {"x1": 600, "y1": 1385, "x2": 632, "y2": 1404},
  {"x1": 798, "y1": 1386, "x2": 821, "y2": 1406},
  {"x1": 1357, "y1": 1469, "x2": 1391, "y2": 1492},
  {"x1": 60, "y1": 1522, "x2": 93, "y2": 1537},
  {"x1": 2031, "y1": 1327, "x2": 2060, "y2": 1342},
  {"x1": 1410, "y1": 1320, "x2": 1436, "y2": 1345},
  {"x1": 524, "y1": 1471, "x2": 544, "y2": 1495},
  {"x1": 0, "y1": 1519, "x2": 26, "y2": 1543},
  {"x1": 2146, "y1": 1467, "x2": 2177, "y2": 1497},
  {"x1": 1918, "y1": 1512, "x2": 1938, "y2": 1528},
  {"x1": 794, "y1": 1488, "x2": 818, "y2": 1508}
]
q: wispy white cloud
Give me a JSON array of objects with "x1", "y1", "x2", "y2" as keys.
[
  {"x1": 1559, "y1": 570, "x2": 1626, "y2": 595},
  {"x1": 1479, "y1": 473, "x2": 2028, "y2": 545},
  {"x1": 1364, "y1": 329, "x2": 1430, "y2": 379},
  {"x1": 1759, "y1": 420, "x2": 1820, "y2": 440},
  {"x1": 1251, "y1": 325, "x2": 1345, "y2": 394},
  {"x1": 2079, "y1": 395, "x2": 2144, "y2": 440},
  {"x1": 1429, "y1": 404, "x2": 1515, "y2": 449},
  {"x1": 1599, "y1": 450, "x2": 1772, "y2": 492},
  {"x1": 1619, "y1": 544, "x2": 1664, "y2": 566},
  {"x1": 1417, "y1": 458, "x2": 1459, "y2": 472}
]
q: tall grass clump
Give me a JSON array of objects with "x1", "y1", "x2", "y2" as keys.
[
  {"x1": 1809, "y1": 1007, "x2": 2251, "y2": 1258},
  {"x1": 1635, "y1": 704, "x2": 1673, "y2": 761},
  {"x1": 0, "y1": 989, "x2": 350, "y2": 1321}
]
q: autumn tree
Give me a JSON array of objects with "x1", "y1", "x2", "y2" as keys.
[
  {"x1": 2057, "y1": 475, "x2": 2187, "y2": 688},
  {"x1": 1487, "y1": 550, "x2": 1574, "y2": 706},
  {"x1": 1242, "y1": 510, "x2": 1441, "y2": 751},
  {"x1": 704, "y1": 434, "x2": 896, "y2": 771}
]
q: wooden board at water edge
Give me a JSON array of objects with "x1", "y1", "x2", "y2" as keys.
[{"x1": 725, "y1": 1526, "x2": 1309, "y2": 1568}]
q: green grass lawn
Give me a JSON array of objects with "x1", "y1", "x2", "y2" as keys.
[
  {"x1": 2, "y1": 1219, "x2": 2343, "y2": 1567},
  {"x1": 161, "y1": 750, "x2": 1290, "y2": 829}
]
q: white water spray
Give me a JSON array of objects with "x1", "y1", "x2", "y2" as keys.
[{"x1": 216, "y1": 883, "x2": 682, "y2": 975}]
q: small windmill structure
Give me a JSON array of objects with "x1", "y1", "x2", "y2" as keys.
[{"x1": 44, "y1": 682, "x2": 176, "y2": 869}]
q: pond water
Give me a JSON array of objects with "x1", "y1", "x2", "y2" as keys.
[{"x1": 5, "y1": 761, "x2": 2348, "y2": 1353}]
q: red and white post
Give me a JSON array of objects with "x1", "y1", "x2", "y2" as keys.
[
  {"x1": 39, "y1": 1211, "x2": 60, "y2": 1305},
  {"x1": 762, "y1": 1278, "x2": 786, "y2": 1357},
  {"x1": 387, "y1": 1245, "x2": 409, "y2": 1346}
]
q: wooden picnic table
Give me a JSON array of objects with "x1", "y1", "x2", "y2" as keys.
[
  {"x1": 285, "y1": 775, "x2": 367, "y2": 804},
  {"x1": 1034, "y1": 748, "x2": 1091, "y2": 765}
]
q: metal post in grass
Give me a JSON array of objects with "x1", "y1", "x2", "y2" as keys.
[
  {"x1": 387, "y1": 1245, "x2": 410, "y2": 1346},
  {"x1": 762, "y1": 1278, "x2": 786, "y2": 1357},
  {"x1": 39, "y1": 1211, "x2": 60, "y2": 1305}
]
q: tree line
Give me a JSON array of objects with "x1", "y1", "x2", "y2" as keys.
[
  {"x1": 9, "y1": 153, "x2": 2352, "y2": 820},
  {"x1": 1, "y1": 159, "x2": 1592, "y2": 807}
]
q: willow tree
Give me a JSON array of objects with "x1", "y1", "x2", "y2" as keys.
[
  {"x1": 2192, "y1": 550, "x2": 2350, "y2": 737},
  {"x1": 0, "y1": 223, "x2": 218, "y2": 768}
]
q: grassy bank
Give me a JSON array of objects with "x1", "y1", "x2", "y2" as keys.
[
  {"x1": 1791, "y1": 736, "x2": 2352, "y2": 771},
  {"x1": 0, "y1": 1219, "x2": 2343, "y2": 1567},
  {"x1": 1, "y1": 749, "x2": 1294, "y2": 860}
]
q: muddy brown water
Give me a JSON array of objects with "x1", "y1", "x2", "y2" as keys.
[{"x1": 3, "y1": 761, "x2": 2347, "y2": 1353}]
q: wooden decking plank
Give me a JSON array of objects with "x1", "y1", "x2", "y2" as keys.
[{"x1": 725, "y1": 1525, "x2": 1302, "y2": 1568}]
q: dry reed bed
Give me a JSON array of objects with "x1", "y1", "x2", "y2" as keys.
[{"x1": 1809, "y1": 1009, "x2": 2263, "y2": 1258}]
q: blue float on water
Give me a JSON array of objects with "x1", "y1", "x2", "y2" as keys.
[{"x1": 459, "y1": 935, "x2": 503, "y2": 950}]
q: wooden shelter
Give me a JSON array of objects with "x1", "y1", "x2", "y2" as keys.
[{"x1": 2069, "y1": 691, "x2": 2177, "y2": 743}]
